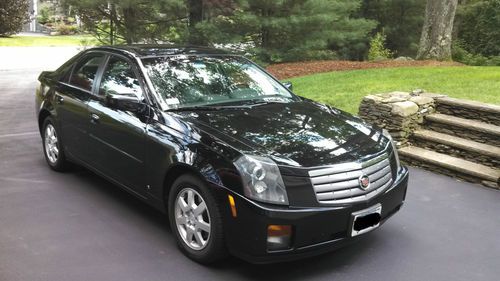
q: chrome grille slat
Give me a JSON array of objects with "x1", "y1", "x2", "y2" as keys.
[
  {"x1": 313, "y1": 178, "x2": 360, "y2": 193},
  {"x1": 361, "y1": 152, "x2": 387, "y2": 168},
  {"x1": 316, "y1": 173, "x2": 392, "y2": 201},
  {"x1": 350, "y1": 173, "x2": 391, "y2": 197},
  {"x1": 308, "y1": 162, "x2": 361, "y2": 177},
  {"x1": 310, "y1": 170, "x2": 361, "y2": 185},
  {"x1": 320, "y1": 178, "x2": 393, "y2": 204},
  {"x1": 368, "y1": 165, "x2": 391, "y2": 184},
  {"x1": 363, "y1": 158, "x2": 390, "y2": 175},
  {"x1": 308, "y1": 151, "x2": 394, "y2": 205},
  {"x1": 312, "y1": 159, "x2": 390, "y2": 188}
]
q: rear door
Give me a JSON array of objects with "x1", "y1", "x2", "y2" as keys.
[
  {"x1": 55, "y1": 53, "x2": 105, "y2": 162},
  {"x1": 86, "y1": 54, "x2": 150, "y2": 196}
]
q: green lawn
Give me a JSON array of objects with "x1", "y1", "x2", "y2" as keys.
[
  {"x1": 0, "y1": 35, "x2": 96, "y2": 46},
  {"x1": 289, "y1": 66, "x2": 500, "y2": 114}
]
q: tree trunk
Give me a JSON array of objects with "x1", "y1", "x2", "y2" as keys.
[
  {"x1": 416, "y1": 0, "x2": 458, "y2": 60},
  {"x1": 260, "y1": 7, "x2": 271, "y2": 62},
  {"x1": 187, "y1": 0, "x2": 204, "y2": 45},
  {"x1": 109, "y1": 3, "x2": 115, "y2": 45},
  {"x1": 122, "y1": 7, "x2": 138, "y2": 45}
]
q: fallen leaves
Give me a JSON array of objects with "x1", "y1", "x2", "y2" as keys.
[{"x1": 266, "y1": 60, "x2": 463, "y2": 80}]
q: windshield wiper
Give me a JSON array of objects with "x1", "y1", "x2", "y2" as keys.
[
  {"x1": 165, "y1": 105, "x2": 252, "y2": 112},
  {"x1": 241, "y1": 98, "x2": 291, "y2": 107}
]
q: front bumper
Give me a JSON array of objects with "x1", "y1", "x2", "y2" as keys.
[{"x1": 218, "y1": 167, "x2": 409, "y2": 264}]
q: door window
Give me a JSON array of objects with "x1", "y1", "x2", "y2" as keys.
[
  {"x1": 99, "y1": 56, "x2": 143, "y2": 100},
  {"x1": 69, "y1": 54, "x2": 105, "y2": 92}
]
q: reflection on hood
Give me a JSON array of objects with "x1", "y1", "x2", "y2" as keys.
[{"x1": 177, "y1": 101, "x2": 388, "y2": 167}]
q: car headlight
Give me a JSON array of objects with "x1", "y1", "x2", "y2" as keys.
[
  {"x1": 383, "y1": 129, "x2": 401, "y2": 171},
  {"x1": 234, "y1": 155, "x2": 289, "y2": 205}
]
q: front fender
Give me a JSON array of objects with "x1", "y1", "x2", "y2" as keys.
[
  {"x1": 36, "y1": 80, "x2": 58, "y2": 134},
  {"x1": 145, "y1": 119, "x2": 244, "y2": 211}
]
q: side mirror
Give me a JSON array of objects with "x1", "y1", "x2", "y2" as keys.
[
  {"x1": 282, "y1": 81, "x2": 293, "y2": 91},
  {"x1": 105, "y1": 92, "x2": 143, "y2": 112}
]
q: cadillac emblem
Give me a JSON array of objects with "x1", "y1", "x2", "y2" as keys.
[{"x1": 359, "y1": 175, "x2": 370, "y2": 189}]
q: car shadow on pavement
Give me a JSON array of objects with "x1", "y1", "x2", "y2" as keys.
[
  {"x1": 65, "y1": 165, "x2": 395, "y2": 280},
  {"x1": 211, "y1": 232, "x2": 383, "y2": 280},
  {"x1": 69, "y1": 165, "x2": 173, "y2": 234}
]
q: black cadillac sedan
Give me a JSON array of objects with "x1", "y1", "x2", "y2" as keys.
[{"x1": 35, "y1": 45, "x2": 409, "y2": 264}]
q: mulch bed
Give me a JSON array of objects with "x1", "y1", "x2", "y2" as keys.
[{"x1": 266, "y1": 60, "x2": 463, "y2": 80}]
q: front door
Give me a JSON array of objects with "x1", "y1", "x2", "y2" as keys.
[{"x1": 87, "y1": 55, "x2": 149, "y2": 196}]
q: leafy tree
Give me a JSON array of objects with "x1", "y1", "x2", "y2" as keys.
[
  {"x1": 200, "y1": 0, "x2": 375, "y2": 63},
  {"x1": 360, "y1": 0, "x2": 426, "y2": 57},
  {"x1": 63, "y1": 0, "x2": 186, "y2": 44},
  {"x1": 455, "y1": 0, "x2": 500, "y2": 57},
  {"x1": 64, "y1": 0, "x2": 374, "y2": 62},
  {"x1": 37, "y1": 2, "x2": 55, "y2": 25},
  {"x1": 186, "y1": 0, "x2": 238, "y2": 44},
  {"x1": 0, "y1": 0, "x2": 31, "y2": 36}
]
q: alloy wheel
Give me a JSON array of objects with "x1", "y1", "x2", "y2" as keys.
[
  {"x1": 44, "y1": 124, "x2": 59, "y2": 164},
  {"x1": 174, "y1": 188, "x2": 211, "y2": 250}
]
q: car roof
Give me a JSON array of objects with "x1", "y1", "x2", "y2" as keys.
[{"x1": 92, "y1": 44, "x2": 232, "y2": 58}]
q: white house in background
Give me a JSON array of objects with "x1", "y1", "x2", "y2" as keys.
[{"x1": 23, "y1": 0, "x2": 40, "y2": 32}]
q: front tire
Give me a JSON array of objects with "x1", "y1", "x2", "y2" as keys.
[
  {"x1": 42, "y1": 117, "x2": 70, "y2": 171},
  {"x1": 168, "y1": 174, "x2": 227, "y2": 264}
]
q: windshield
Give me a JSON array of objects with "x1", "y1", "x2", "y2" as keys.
[{"x1": 142, "y1": 56, "x2": 297, "y2": 109}]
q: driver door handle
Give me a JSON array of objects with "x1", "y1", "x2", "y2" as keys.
[
  {"x1": 56, "y1": 95, "x2": 64, "y2": 104},
  {"x1": 90, "y1": 113, "x2": 100, "y2": 123}
]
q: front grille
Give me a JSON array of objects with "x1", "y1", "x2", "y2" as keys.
[{"x1": 308, "y1": 149, "x2": 394, "y2": 205}]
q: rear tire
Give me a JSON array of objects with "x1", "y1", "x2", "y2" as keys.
[
  {"x1": 42, "y1": 116, "x2": 70, "y2": 172},
  {"x1": 168, "y1": 174, "x2": 228, "y2": 264}
]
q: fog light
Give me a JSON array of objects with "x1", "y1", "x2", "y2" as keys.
[{"x1": 267, "y1": 225, "x2": 292, "y2": 251}]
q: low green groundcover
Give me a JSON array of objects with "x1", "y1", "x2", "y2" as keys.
[
  {"x1": 289, "y1": 66, "x2": 500, "y2": 114},
  {"x1": 0, "y1": 35, "x2": 96, "y2": 47}
]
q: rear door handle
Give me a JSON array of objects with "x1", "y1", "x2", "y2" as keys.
[{"x1": 90, "y1": 113, "x2": 100, "y2": 123}]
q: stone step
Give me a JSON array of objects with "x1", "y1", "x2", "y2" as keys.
[
  {"x1": 399, "y1": 146, "x2": 500, "y2": 188},
  {"x1": 412, "y1": 129, "x2": 500, "y2": 168},
  {"x1": 436, "y1": 97, "x2": 500, "y2": 125},
  {"x1": 425, "y1": 113, "x2": 500, "y2": 146}
]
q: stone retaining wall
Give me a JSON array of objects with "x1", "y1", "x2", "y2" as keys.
[
  {"x1": 359, "y1": 90, "x2": 499, "y2": 189},
  {"x1": 414, "y1": 138, "x2": 499, "y2": 168},
  {"x1": 426, "y1": 123, "x2": 500, "y2": 147},
  {"x1": 401, "y1": 157, "x2": 496, "y2": 187},
  {"x1": 436, "y1": 98, "x2": 500, "y2": 126},
  {"x1": 358, "y1": 90, "x2": 443, "y2": 146}
]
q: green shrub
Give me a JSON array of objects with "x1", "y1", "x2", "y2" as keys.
[
  {"x1": 368, "y1": 32, "x2": 393, "y2": 61},
  {"x1": 37, "y1": 3, "x2": 54, "y2": 25},
  {"x1": 452, "y1": 41, "x2": 500, "y2": 66},
  {"x1": 55, "y1": 24, "x2": 79, "y2": 35}
]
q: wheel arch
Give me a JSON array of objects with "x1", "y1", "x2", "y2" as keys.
[
  {"x1": 38, "y1": 109, "x2": 52, "y2": 134},
  {"x1": 162, "y1": 163, "x2": 209, "y2": 210}
]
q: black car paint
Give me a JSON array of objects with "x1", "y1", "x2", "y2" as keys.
[
  {"x1": 35, "y1": 45, "x2": 409, "y2": 263},
  {"x1": 175, "y1": 101, "x2": 390, "y2": 168}
]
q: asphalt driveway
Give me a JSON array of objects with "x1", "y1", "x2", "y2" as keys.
[{"x1": 0, "y1": 50, "x2": 499, "y2": 281}]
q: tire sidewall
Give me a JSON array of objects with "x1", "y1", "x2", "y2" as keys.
[
  {"x1": 42, "y1": 117, "x2": 66, "y2": 171},
  {"x1": 168, "y1": 174, "x2": 226, "y2": 263}
]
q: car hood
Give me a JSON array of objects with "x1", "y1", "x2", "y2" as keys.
[{"x1": 174, "y1": 100, "x2": 388, "y2": 167}]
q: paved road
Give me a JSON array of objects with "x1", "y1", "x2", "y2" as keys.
[
  {"x1": 0, "y1": 47, "x2": 80, "y2": 71},
  {"x1": 1, "y1": 61, "x2": 500, "y2": 281}
]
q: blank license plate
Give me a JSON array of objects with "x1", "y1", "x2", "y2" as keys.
[{"x1": 351, "y1": 204, "x2": 382, "y2": 237}]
